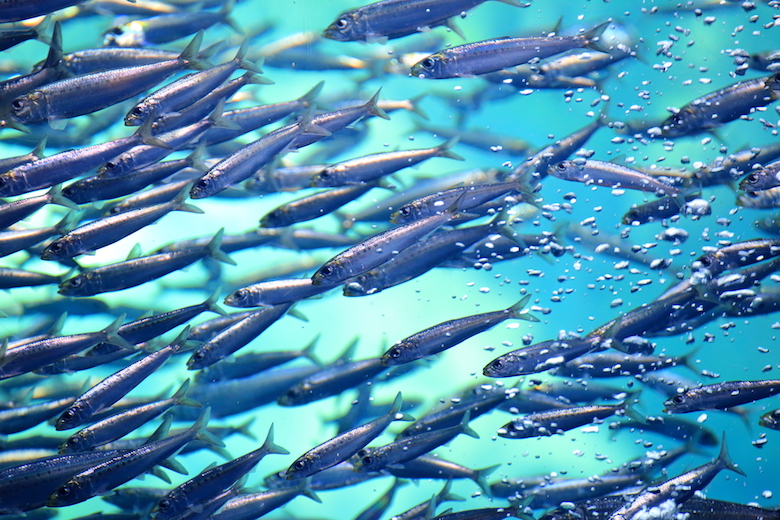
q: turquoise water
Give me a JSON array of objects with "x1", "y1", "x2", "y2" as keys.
[{"x1": 1, "y1": 0, "x2": 780, "y2": 518}]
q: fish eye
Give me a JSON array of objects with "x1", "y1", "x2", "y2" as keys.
[
  {"x1": 320, "y1": 171, "x2": 330, "y2": 179},
  {"x1": 399, "y1": 206, "x2": 411, "y2": 216},
  {"x1": 56, "y1": 486, "x2": 71, "y2": 497},
  {"x1": 556, "y1": 163, "x2": 567, "y2": 170},
  {"x1": 319, "y1": 265, "x2": 334, "y2": 277},
  {"x1": 747, "y1": 173, "x2": 759, "y2": 183},
  {"x1": 158, "y1": 499, "x2": 170, "y2": 510},
  {"x1": 491, "y1": 359, "x2": 503, "y2": 369},
  {"x1": 671, "y1": 395, "x2": 685, "y2": 404},
  {"x1": 233, "y1": 289, "x2": 247, "y2": 300},
  {"x1": 357, "y1": 448, "x2": 368, "y2": 457},
  {"x1": 336, "y1": 18, "x2": 348, "y2": 29},
  {"x1": 132, "y1": 107, "x2": 144, "y2": 116},
  {"x1": 11, "y1": 99, "x2": 24, "y2": 109},
  {"x1": 389, "y1": 347, "x2": 402, "y2": 358},
  {"x1": 361, "y1": 456, "x2": 372, "y2": 465},
  {"x1": 61, "y1": 408, "x2": 76, "y2": 420},
  {"x1": 105, "y1": 161, "x2": 116, "y2": 170},
  {"x1": 69, "y1": 277, "x2": 83, "y2": 288},
  {"x1": 196, "y1": 179, "x2": 208, "y2": 189},
  {"x1": 699, "y1": 256, "x2": 712, "y2": 266},
  {"x1": 48, "y1": 243, "x2": 63, "y2": 253},
  {"x1": 192, "y1": 351, "x2": 205, "y2": 361},
  {"x1": 111, "y1": 27, "x2": 123, "y2": 34},
  {"x1": 67, "y1": 437, "x2": 79, "y2": 445},
  {"x1": 0, "y1": 177, "x2": 8, "y2": 188},
  {"x1": 294, "y1": 459, "x2": 308, "y2": 470},
  {"x1": 421, "y1": 58, "x2": 434, "y2": 69}
]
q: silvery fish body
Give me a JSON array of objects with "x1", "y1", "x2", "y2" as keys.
[{"x1": 323, "y1": 0, "x2": 526, "y2": 42}]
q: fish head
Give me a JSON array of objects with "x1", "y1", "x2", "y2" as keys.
[
  {"x1": 224, "y1": 288, "x2": 254, "y2": 307},
  {"x1": 322, "y1": 11, "x2": 366, "y2": 42},
  {"x1": 310, "y1": 166, "x2": 342, "y2": 187},
  {"x1": 98, "y1": 152, "x2": 134, "y2": 177},
  {"x1": 286, "y1": 454, "x2": 316, "y2": 479},
  {"x1": 0, "y1": 172, "x2": 24, "y2": 198},
  {"x1": 410, "y1": 53, "x2": 449, "y2": 79},
  {"x1": 59, "y1": 431, "x2": 89, "y2": 454},
  {"x1": 10, "y1": 91, "x2": 47, "y2": 123},
  {"x1": 311, "y1": 259, "x2": 349, "y2": 286},
  {"x1": 58, "y1": 274, "x2": 93, "y2": 297},
  {"x1": 662, "y1": 393, "x2": 689, "y2": 413},
  {"x1": 103, "y1": 21, "x2": 146, "y2": 47},
  {"x1": 277, "y1": 382, "x2": 311, "y2": 406},
  {"x1": 41, "y1": 238, "x2": 71, "y2": 261},
  {"x1": 352, "y1": 447, "x2": 381, "y2": 472},
  {"x1": 380, "y1": 341, "x2": 416, "y2": 366},
  {"x1": 124, "y1": 101, "x2": 155, "y2": 127},
  {"x1": 548, "y1": 160, "x2": 581, "y2": 180},
  {"x1": 56, "y1": 404, "x2": 86, "y2": 430},
  {"x1": 483, "y1": 354, "x2": 518, "y2": 378},
  {"x1": 47, "y1": 478, "x2": 87, "y2": 507},
  {"x1": 760, "y1": 409, "x2": 780, "y2": 429},
  {"x1": 190, "y1": 173, "x2": 224, "y2": 199},
  {"x1": 187, "y1": 347, "x2": 216, "y2": 370},
  {"x1": 390, "y1": 203, "x2": 420, "y2": 225},
  {"x1": 660, "y1": 106, "x2": 706, "y2": 138}
]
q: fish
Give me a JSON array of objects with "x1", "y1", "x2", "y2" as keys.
[
  {"x1": 54, "y1": 327, "x2": 193, "y2": 430},
  {"x1": 40, "y1": 186, "x2": 202, "y2": 261},
  {"x1": 285, "y1": 392, "x2": 412, "y2": 480},
  {"x1": 660, "y1": 72, "x2": 780, "y2": 138},
  {"x1": 323, "y1": 0, "x2": 528, "y2": 43},
  {"x1": 549, "y1": 159, "x2": 681, "y2": 196},
  {"x1": 381, "y1": 296, "x2": 538, "y2": 365},
  {"x1": 411, "y1": 22, "x2": 610, "y2": 79},
  {"x1": 150, "y1": 425, "x2": 288, "y2": 520},
  {"x1": 664, "y1": 379, "x2": 780, "y2": 413},
  {"x1": 607, "y1": 435, "x2": 745, "y2": 520},
  {"x1": 58, "y1": 379, "x2": 201, "y2": 453},
  {"x1": 10, "y1": 32, "x2": 205, "y2": 124},
  {"x1": 310, "y1": 139, "x2": 463, "y2": 187}
]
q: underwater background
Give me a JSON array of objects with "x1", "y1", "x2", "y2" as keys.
[{"x1": 1, "y1": 0, "x2": 780, "y2": 518}]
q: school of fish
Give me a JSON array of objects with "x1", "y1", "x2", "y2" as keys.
[{"x1": 1, "y1": 0, "x2": 780, "y2": 519}]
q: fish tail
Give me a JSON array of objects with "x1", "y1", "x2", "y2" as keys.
[
  {"x1": 49, "y1": 184, "x2": 79, "y2": 211},
  {"x1": 186, "y1": 143, "x2": 208, "y2": 173},
  {"x1": 103, "y1": 313, "x2": 136, "y2": 351},
  {"x1": 437, "y1": 480, "x2": 465, "y2": 504},
  {"x1": 209, "y1": 99, "x2": 240, "y2": 131},
  {"x1": 31, "y1": 136, "x2": 47, "y2": 159},
  {"x1": 300, "y1": 81, "x2": 325, "y2": 106},
  {"x1": 301, "y1": 334, "x2": 322, "y2": 366},
  {"x1": 458, "y1": 410, "x2": 479, "y2": 439},
  {"x1": 42, "y1": 22, "x2": 62, "y2": 69},
  {"x1": 407, "y1": 93, "x2": 429, "y2": 119},
  {"x1": 622, "y1": 391, "x2": 646, "y2": 424},
  {"x1": 507, "y1": 294, "x2": 539, "y2": 322},
  {"x1": 137, "y1": 115, "x2": 172, "y2": 149},
  {"x1": 234, "y1": 40, "x2": 262, "y2": 74},
  {"x1": 221, "y1": 1, "x2": 244, "y2": 35},
  {"x1": 390, "y1": 391, "x2": 414, "y2": 421},
  {"x1": 179, "y1": 30, "x2": 205, "y2": 68},
  {"x1": 298, "y1": 105, "x2": 331, "y2": 137},
  {"x1": 206, "y1": 228, "x2": 236, "y2": 266},
  {"x1": 205, "y1": 287, "x2": 229, "y2": 317},
  {"x1": 193, "y1": 407, "x2": 225, "y2": 447},
  {"x1": 172, "y1": 378, "x2": 202, "y2": 408},
  {"x1": 234, "y1": 417, "x2": 257, "y2": 440},
  {"x1": 33, "y1": 15, "x2": 53, "y2": 46},
  {"x1": 365, "y1": 88, "x2": 390, "y2": 120},
  {"x1": 297, "y1": 479, "x2": 322, "y2": 503},
  {"x1": 172, "y1": 184, "x2": 204, "y2": 214},
  {"x1": 436, "y1": 137, "x2": 465, "y2": 161},
  {"x1": 717, "y1": 433, "x2": 746, "y2": 476},
  {"x1": 261, "y1": 424, "x2": 290, "y2": 455},
  {"x1": 678, "y1": 347, "x2": 701, "y2": 374},
  {"x1": 583, "y1": 21, "x2": 611, "y2": 54},
  {"x1": 473, "y1": 464, "x2": 501, "y2": 497}
]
